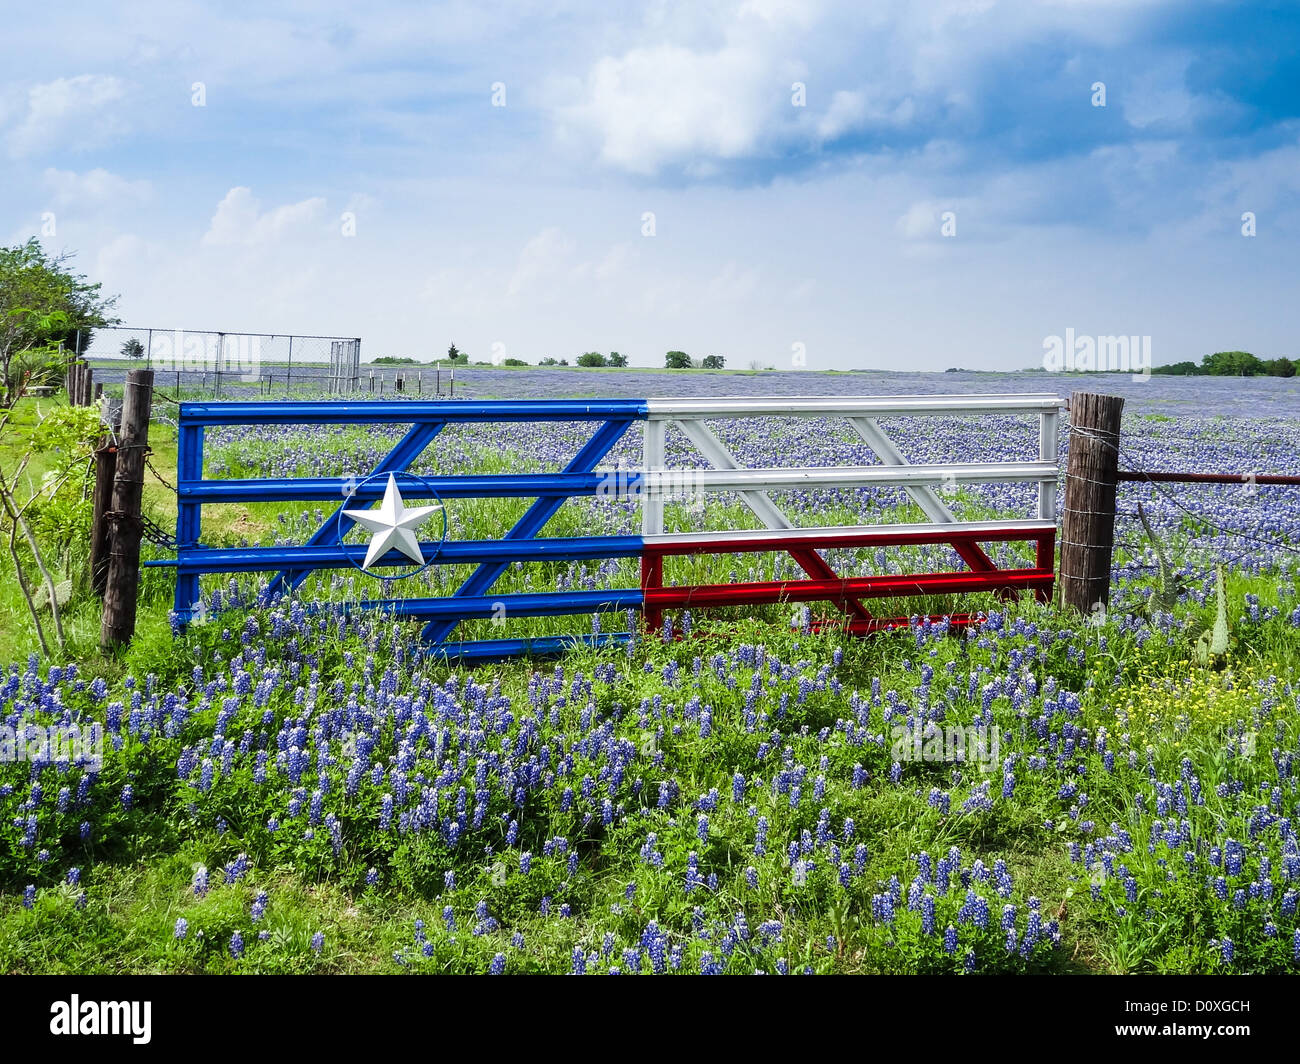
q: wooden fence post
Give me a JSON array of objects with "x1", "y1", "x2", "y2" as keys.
[
  {"x1": 1060, "y1": 390, "x2": 1124, "y2": 614},
  {"x1": 100, "y1": 370, "x2": 154, "y2": 649},
  {"x1": 90, "y1": 441, "x2": 117, "y2": 595}
]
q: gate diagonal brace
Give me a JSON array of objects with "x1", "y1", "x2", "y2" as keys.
[
  {"x1": 673, "y1": 418, "x2": 873, "y2": 623},
  {"x1": 420, "y1": 417, "x2": 634, "y2": 646}
]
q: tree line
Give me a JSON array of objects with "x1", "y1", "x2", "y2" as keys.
[{"x1": 1154, "y1": 350, "x2": 1296, "y2": 377}]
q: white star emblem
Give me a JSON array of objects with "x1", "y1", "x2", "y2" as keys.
[{"x1": 342, "y1": 473, "x2": 443, "y2": 570}]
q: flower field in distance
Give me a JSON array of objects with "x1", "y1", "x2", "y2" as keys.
[{"x1": 2, "y1": 372, "x2": 1299, "y2": 974}]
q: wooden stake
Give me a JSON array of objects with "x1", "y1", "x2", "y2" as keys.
[
  {"x1": 100, "y1": 370, "x2": 154, "y2": 649},
  {"x1": 1060, "y1": 390, "x2": 1124, "y2": 614},
  {"x1": 90, "y1": 441, "x2": 117, "y2": 596}
]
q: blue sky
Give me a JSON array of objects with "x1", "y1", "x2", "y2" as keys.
[{"x1": 3, "y1": 0, "x2": 1298, "y2": 370}]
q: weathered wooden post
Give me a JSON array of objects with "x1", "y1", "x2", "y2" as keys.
[
  {"x1": 101, "y1": 370, "x2": 154, "y2": 649},
  {"x1": 90, "y1": 441, "x2": 117, "y2": 595},
  {"x1": 1060, "y1": 390, "x2": 1124, "y2": 614}
]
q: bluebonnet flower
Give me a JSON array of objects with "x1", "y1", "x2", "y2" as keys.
[
  {"x1": 310, "y1": 932, "x2": 324, "y2": 954},
  {"x1": 22, "y1": 885, "x2": 36, "y2": 910},
  {"x1": 174, "y1": 917, "x2": 188, "y2": 939},
  {"x1": 921, "y1": 895, "x2": 936, "y2": 935},
  {"x1": 230, "y1": 931, "x2": 244, "y2": 959},
  {"x1": 943, "y1": 926, "x2": 958, "y2": 954},
  {"x1": 490, "y1": 953, "x2": 506, "y2": 974}
]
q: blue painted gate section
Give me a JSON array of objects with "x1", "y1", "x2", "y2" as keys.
[{"x1": 167, "y1": 399, "x2": 650, "y2": 660}]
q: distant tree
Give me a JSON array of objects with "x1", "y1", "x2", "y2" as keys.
[
  {"x1": 1201, "y1": 350, "x2": 1263, "y2": 376},
  {"x1": 558, "y1": 359, "x2": 569, "y2": 366},
  {"x1": 577, "y1": 352, "x2": 607, "y2": 367},
  {"x1": 1265, "y1": 357, "x2": 1296, "y2": 377},
  {"x1": 539, "y1": 357, "x2": 558, "y2": 366},
  {"x1": 503, "y1": 358, "x2": 528, "y2": 366},
  {"x1": 701, "y1": 355, "x2": 725, "y2": 369},
  {"x1": 608, "y1": 351, "x2": 627, "y2": 367},
  {"x1": 747, "y1": 359, "x2": 773, "y2": 371},
  {"x1": 122, "y1": 337, "x2": 145, "y2": 359},
  {"x1": 447, "y1": 343, "x2": 461, "y2": 362},
  {"x1": 665, "y1": 350, "x2": 691, "y2": 369},
  {"x1": 1152, "y1": 361, "x2": 1202, "y2": 375}
]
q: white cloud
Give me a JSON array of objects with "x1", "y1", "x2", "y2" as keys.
[
  {"x1": 7, "y1": 75, "x2": 128, "y2": 157},
  {"x1": 201, "y1": 187, "x2": 328, "y2": 246},
  {"x1": 43, "y1": 167, "x2": 151, "y2": 207},
  {"x1": 815, "y1": 90, "x2": 869, "y2": 140},
  {"x1": 556, "y1": 43, "x2": 782, "y2": 174}
]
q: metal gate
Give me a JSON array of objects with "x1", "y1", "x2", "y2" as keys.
[{"x1": 166, "y1": 395, "x2": 1062, "y2": 658}]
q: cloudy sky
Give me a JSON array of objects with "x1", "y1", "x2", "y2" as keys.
[{"x1": 4, "y1": 0, "x2": 1298, "y2": 369}]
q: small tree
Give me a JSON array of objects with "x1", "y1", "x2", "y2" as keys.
[
  {"x1": 608, "y1": 351, "x2": 627, "y2": 367},
  {"x1": 577, "y1": 352, "x2": 607, "y2": 367},
  {"x1": 665, "y1": 350, "x2": 691, "y2": 369},
  {"x1": 1, "y1": 239, "x2": 119, "y2": 407},
  {"x1": 447, "y1": 343, "x2": 460, "y2": 362},
  {"x1": 122, "y1": 337, "x2": 145, "y2": 359},
  {"x1": 701, "y1": 355, "x2": 725, "y2": 369}
]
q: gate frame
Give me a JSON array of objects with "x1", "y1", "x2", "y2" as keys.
[{"x1": 164, "y1": 394, "x2": 1062, "y2": 658}]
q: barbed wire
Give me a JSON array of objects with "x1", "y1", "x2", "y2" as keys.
[{"x1": 1064, "y1": 423, "x2": 1300, "y2": 558}]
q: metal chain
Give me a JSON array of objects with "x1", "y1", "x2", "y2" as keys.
[
  {"x1": 143, "y1": 449, "x2": 179, "y2": 495},
  {"x1": 104, "y1": 509, "x2": 177, "y2": 549},
  {"x1": 139, "y1": 511, "x2": 178, "y2": 549}
]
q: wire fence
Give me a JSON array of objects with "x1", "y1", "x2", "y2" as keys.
[
  {"x1": 1063, "y1": 419, "x2": 1300, "y2": 588},
  {"x1": 76, "y1": 325, "x2": 363, "y2": 396}
]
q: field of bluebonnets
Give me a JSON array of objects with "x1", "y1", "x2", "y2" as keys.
[{"x1": 2, "y1": 369, "x2": 1298, "y2": 974}]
